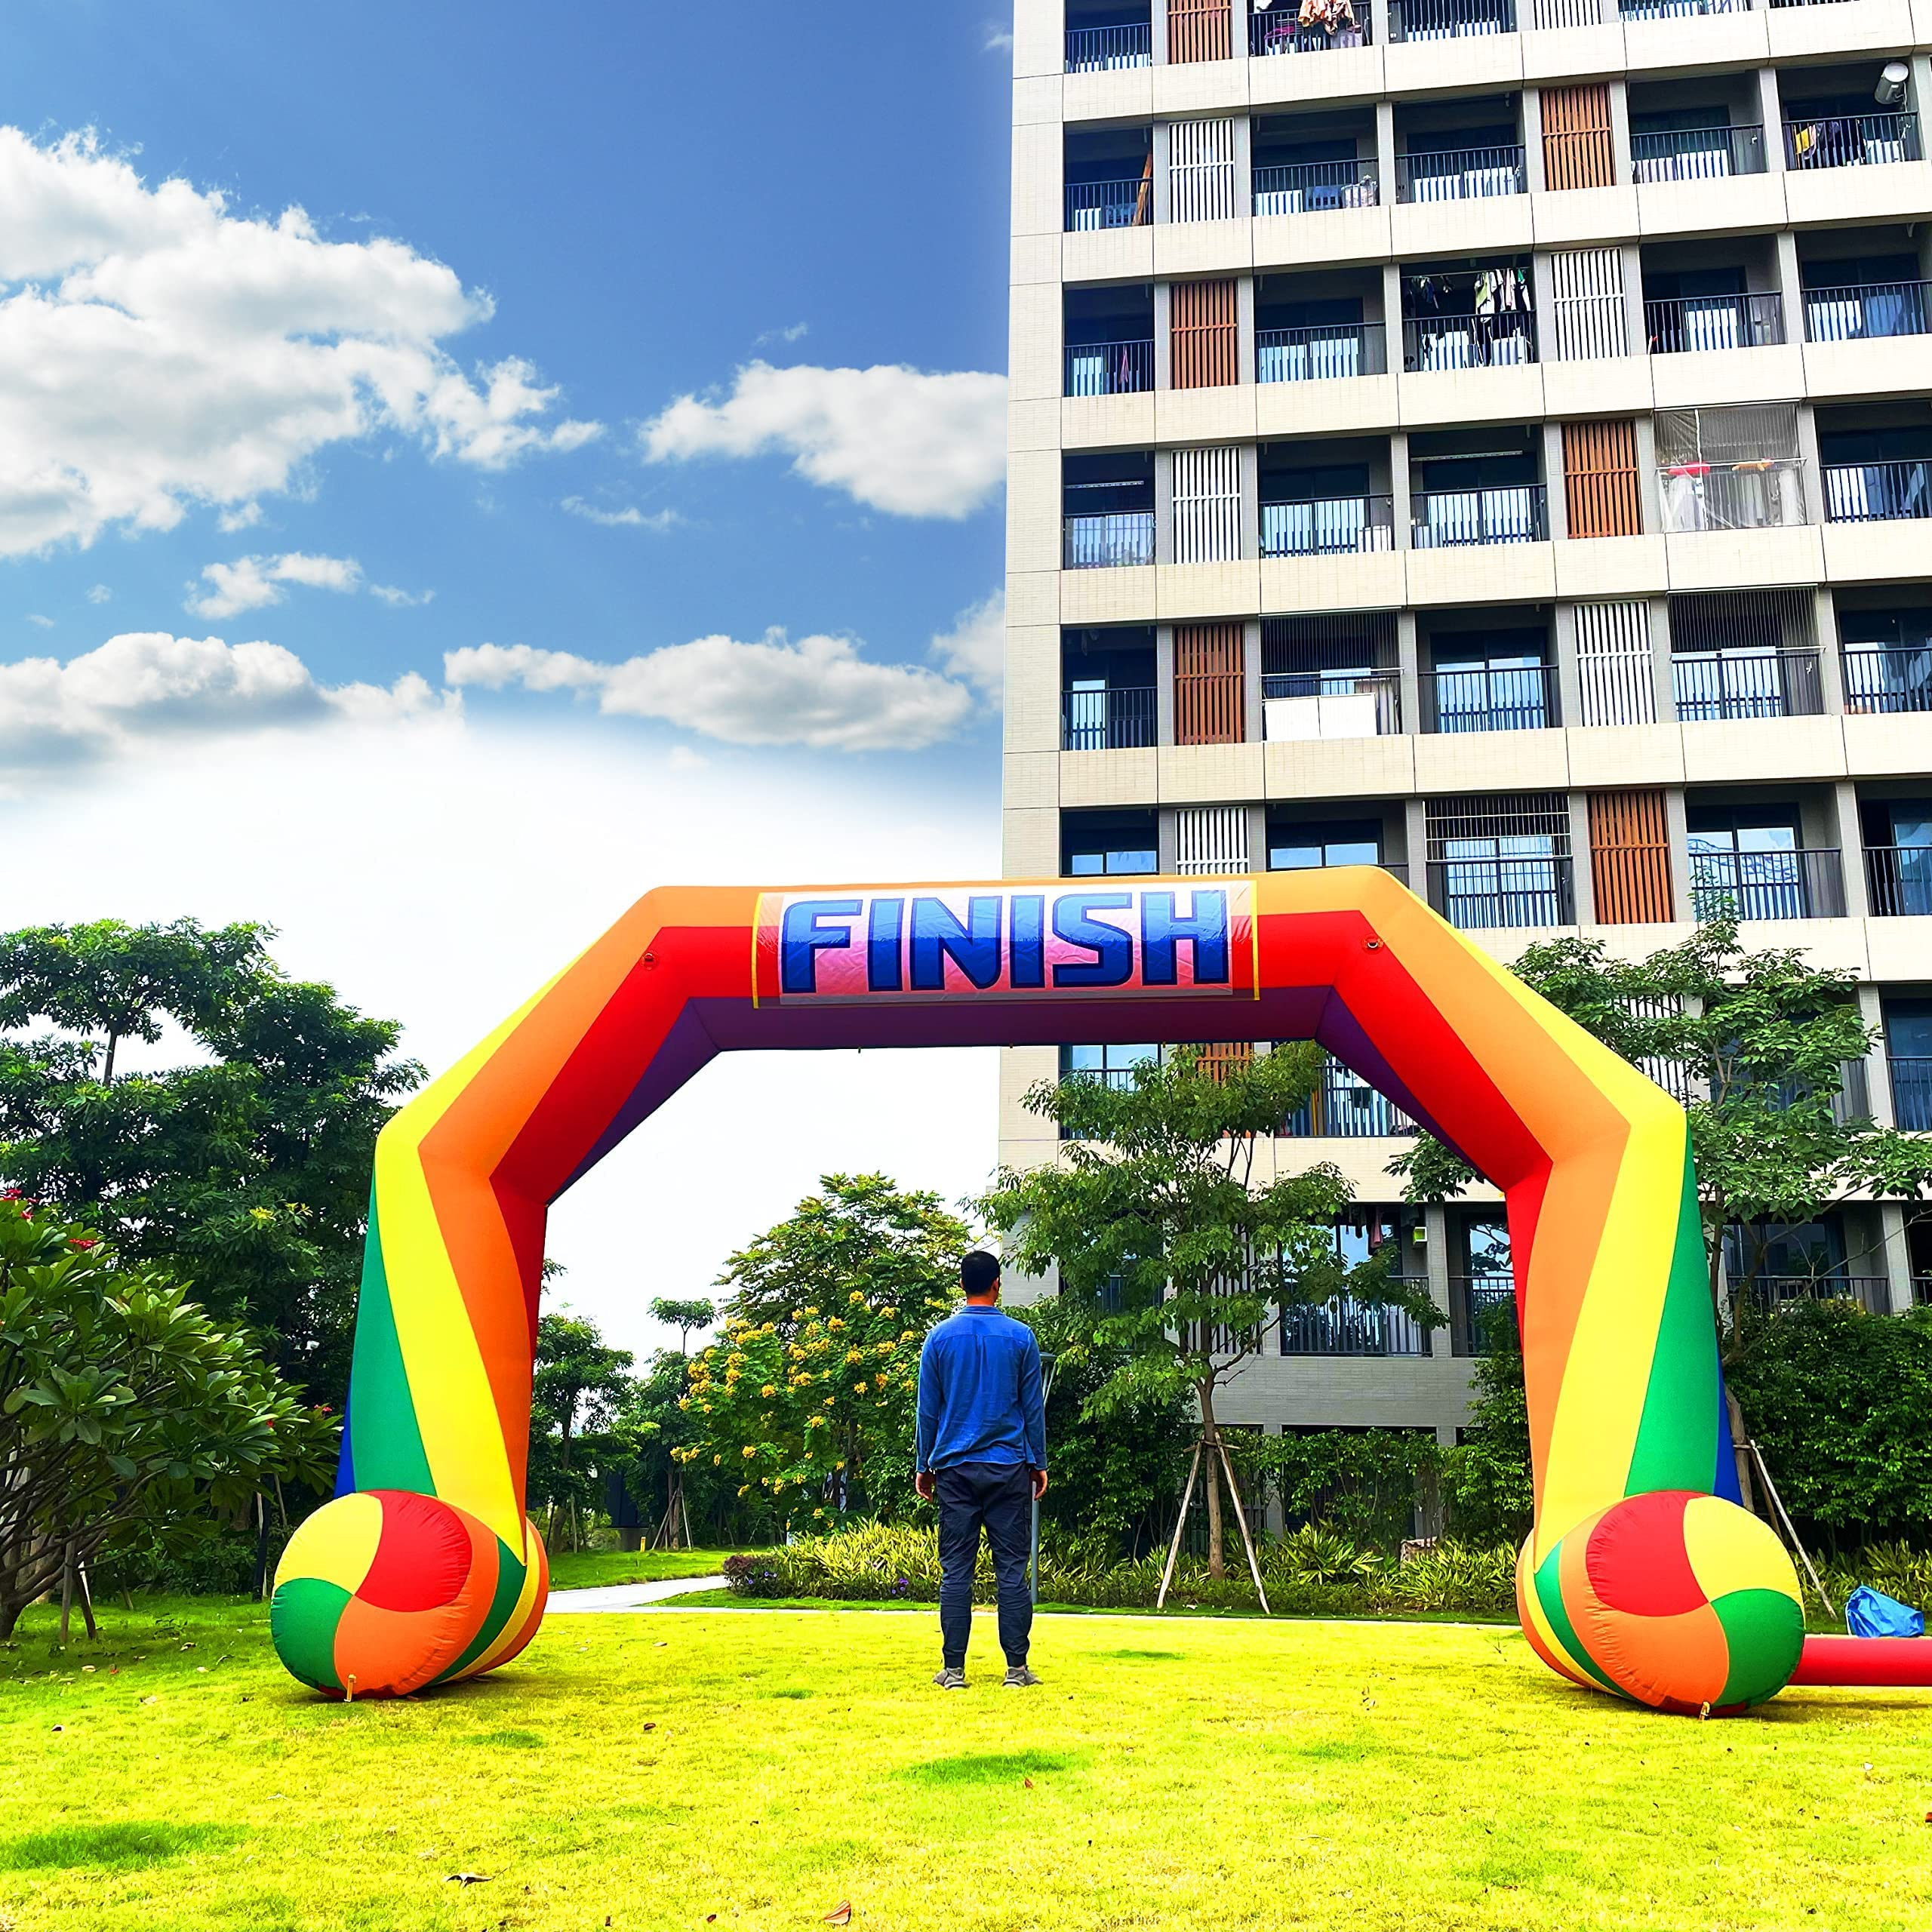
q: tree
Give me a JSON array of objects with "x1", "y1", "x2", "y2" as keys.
[
  {"x1": 1440, "y1": 1326, "x2": 1534, "y2": 1548},
  {"x1": 980, "y1": 1044, "x2": 1439, "y2": 1581},
  {"x1": 650, "y1": 1297, "x2": 715, "y2": 1355},
  {"x1": 0, "y1": 1197, "x2": 337, "y2": 1638},
  {"x1": 529, "y1": 1312, "x2": 635, "y2": 1552},
  {"x1": 0, "y1": 920, "x2": 420, "y2": 1401},
  {"x1": 677, "y1": 1176, "x2": 968, "y2": 1533}
]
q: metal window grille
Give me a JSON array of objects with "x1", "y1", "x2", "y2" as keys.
[
  {"x1": 1549, "y1": 248, "x2": 1629, "y2": 362},
  {"x1": 1426, "y1": 794, "x2": 1573, "y2": 931},
  {"x1": 1574, "y1": 600, "x2": 1656, "y2": 726},
  {"x1": 1655, "y1": 405, "x2": 1806, "y2": 534},
  {"x1": 1668, "y1": 590, "x2": 1822, "y2": 720},
  {"x1": 1169, "y1": 117, "x2": 1238, "y2": 224},
  {"x1": 1171, "y1": 446, "x2": 1243, "y2": 564}
]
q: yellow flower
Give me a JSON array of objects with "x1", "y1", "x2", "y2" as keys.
[
  {"x1": 823, "y1": 1395, "x2": 835, "y2": 1407},
  {"x1": 814, "y1": 1507, "x2": 826, "y2": 1519},
  {"x1": 807, "y1": 1415, "x2": 826, "y2": 1430},
  {"x1": 676, "y1": 1397, "x2": 691, "y2": 1411},
  {"x1": 848, "y1": 1290, "x2": 864, "y2": 1304},
  {"x1": 801, "y1": 1306, "x2": 819, "y2": 1317},
  {"x1": 881, "y1": 1306, "x2": 897, "y2": 1321},
  {"x1": 835, "y1": 1460, "x2": 847, "y2": 1471},
  {"x1": 844, "y1": 1347, "x2": 863, "y2": 1364},
  {"x1": 875, "y1": 1341, "x2": 894, "y2": 1356},
  {"x1": 827, "y1": 1316, "x2": 845, "y2": 1333},
  {"x1": 761, "y1": 1384, "x2": 777, "y2": 1398},
  {"x1": 742, "y1": 1445, "x2": 757, "y2": 1459},
  {"x1": 854, "y1": 1382, "x2": 868, "y2": 1395},
  {"x1": 737, "y1": 1484, "x2": 749, "y2": 1497},
  {"x1": 712, "y1": 1454, "x2": 722, "y2": 1466}
]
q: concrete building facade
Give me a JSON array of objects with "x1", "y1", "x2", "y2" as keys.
[{"x1": 1001, "y1": 0, "x2": 1932, "y2": 1447}]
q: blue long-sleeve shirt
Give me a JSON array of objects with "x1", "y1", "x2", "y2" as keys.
[{"x1": 915, "y1": 1306, "x2": 1046, "y2": 1473}]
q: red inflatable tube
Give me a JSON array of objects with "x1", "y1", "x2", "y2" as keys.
[{"x1": 1789, "y1": 1635, "x2": 1932, "y2": 1688}]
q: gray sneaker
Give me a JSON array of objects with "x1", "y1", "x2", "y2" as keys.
[
  {"x1": 1003, "y1": 1665, "x2": 1042, "y2": 1688},
  {"x1": 932, "y1": 1666, "x2": 967, "y2": 1690}
]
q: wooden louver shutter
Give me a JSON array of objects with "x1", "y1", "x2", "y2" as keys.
[
  {"x1": 1588, "y1": 791, "x2": 1673, "y2": 924},
  {"x1": 1168, "y1": 0, "x2": 1231, "y2": 63},
  {"x1": 1194, "y1": 1041, "x2": 1254, "y2": 1084},
  {"x1": 1541, "y1": 85, "x2": 1616, "y2": 192},
  {"x1": 1171, "y1": 281, "x2": 1238, "y2": 391},
  {"x1": 1174, "y1": 623, "x2": 1244, "y2": 746},
  {"x1": 1563, "y1": 420, "x2": 1643, "y2": 539}
]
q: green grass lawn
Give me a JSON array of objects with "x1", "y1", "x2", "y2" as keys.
[
  {"x1": 4, "y1": 1595, "x2": 1930, "y2": 1932},
  {"x1": 545, "y1": 1549, "x2": 741, "y2": 1591}
]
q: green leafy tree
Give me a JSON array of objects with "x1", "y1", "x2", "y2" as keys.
[
  {"x1": 980, "y1": 1044, "x2": 1439, "y2": 1580},
  {"x1": 0, "y1": 1198, "x2": 337, "y2": 1638},
  {"x1": 0, "y1": 919, "x2": 420, "y2": 1401},
  {"x1": 650, "y1": 1297, "x2": 715, "y2": 1355},
  {"x1": 529, "y1": 1311, "x2": 635, "y2": 1552},
  {"x1": 1441, "y1": 1327, "x2": 1534, "y2": 1548},
  {"x1": 677, "y1": 1176, "x2": 967, "y2": 1533}
]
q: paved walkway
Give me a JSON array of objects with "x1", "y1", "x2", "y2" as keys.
[{"x1": 545, "y1": 1574, "x2": 727, "y2": 1614}]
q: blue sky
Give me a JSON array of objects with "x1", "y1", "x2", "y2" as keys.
[{"x1": 0, "y1": 2, "x2": 1019, "y2": 1350}]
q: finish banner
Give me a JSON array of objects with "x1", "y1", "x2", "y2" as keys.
[{"x1": 753, "y1": 881, "x2": 1257, "y2": 1005}]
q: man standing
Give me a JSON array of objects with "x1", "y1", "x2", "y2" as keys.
[{"x1": 915, "y1": 1251, "x2": 1047, "y2": 1690}]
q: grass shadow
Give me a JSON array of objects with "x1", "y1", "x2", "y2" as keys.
[
  {"x1": 896, "y1": 1750, "x2": 1084, "y2": 1788},
  {"x1": 0, "y1": 1822, "x2": 245, "y2": 1871}
]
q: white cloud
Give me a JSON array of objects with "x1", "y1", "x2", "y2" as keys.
[
  {"x1": 85, "y1": 584, "x2": 111, "y2": 604},
  {"x1": 640, "y1": 360, "x2": 1006, "y2": 519},
  {"x1": 560, "y1": 495, "x2": 681, "y2": 533},
  {"x1": 369, "y1": 582, "x2": 434, "y2": 608},
  {"x1": 186, "y1": 551, "x2": 429, "y2": 619},
  {"x1": 446, "y1": 629, "x2": 977, "y2": 752},
  {"x1": 0, "y1": 630, "x2": 451, "y2": 782},
  {"x1": 0, "y1": 128, "x2": 601, "y2": 557},
  {"x1": 984, "y1": 24, "x2": 1015, "y2": 52},
  {"x1": 754, "y1": 321, "x2": 810, "y2": 347},
  {"x1": 26, "y1": 613, "x2": 53, "y2": 629},
  {"x1": 930, "y1": 592, "x2": 1004, "y2": 700}
]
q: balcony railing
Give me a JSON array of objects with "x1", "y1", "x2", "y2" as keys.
[
  {"x1": 1658, "y1": 460, "x2": 1807, "y2": 534},
  {"x1": 1065, "y1": 179, "x2": 1150, "y2": 231},
  {"x1": 1687, "y1": 847, "x2": 1845, "y2": 922},
  {"x1": 1746, "y1": 1275, "x2": 1889, "y2": 1315},
  {"x1": 1784, "y1": 112, "x2": 1921, "y2": 171},
  {"x1": 1426, "y1": 663, "x2": 1558, "y2": 734},
  {"x1": 1281, "y1": 1292, "x2": 1430, "y2": 1359},
  {"x1": 1281, "y1": 1059, "x2": 1417, "y2": 1138},
  {"x1": 1453, "y1": 1275, "x2": 1518, "y2": 1358},
  {"x1": 1063, "y1": 511, "x2": 1155, "y2": 568},
  {"x1": 1623, "y1": 0, "x2": 1748, "y2": 17},
  {"x1": 1261, "y1": 669, "x2": 1401, "y2": 737},
  {"x1": 1804, "y1": 280, "x2": 1932, "y2": 345},
  {"x1": 1671, "y1": 648, "x2": 1823, "y2": 721},
  {"x1": 1891, "y1": 1056, "x2": 1932, "y2": 1131},
  {"x1": 1632, "y1": 125, "x2": 1767, "y2": 182},
  {"x1": 1396, "y1": 146, "x2": 1526, "y2": 202},
  {"x1": 1429, "y1": 856, "x2": 1576, "y2": 931},
  {"x1": 1258, "y1": 322, "x2": 1386, "y2": 383},
  {"x1": 1062, "y1": 686, "x2": 1157, "y2": 752},
  {"x1": 1824, "y1": 458, "x2": 1932, "y2": 525},
  {"x1": 1411, "y1": 484, "x2": 1547, "y2": 548},
  {"x1": 1065, "y1": 339, "x2": 1154, "y2": 398},
  {"x1": 1252, "y1": 1, "x2": 1374, "y2": 54},
  {"x1": 1843, "y1": 646, "x2": 1932, "y2": 715},
  {"x1": 1065, "y1": 23, "x2": 1152, "y2": 70},
  {"x1": 1261, "y1": 493, "x2": 1395, "y2": 557},
  {"x1": 1389, "y1": 0, "x2": 1516, "y2": 39},
  {"x1": 1254, "y1": 160, "x2": 1380, "y2": 217},
  {"x1": 1644, "y1": 292, "x2": 1784, "y2": 355},
  {"x1": 1866, "y1": 848, "x2": 1932, "y2": 919},
  {"x1": 1403, "y1": 313, "x2": 1537, "y2": 371}
]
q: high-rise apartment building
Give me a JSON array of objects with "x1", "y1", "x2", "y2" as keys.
[{"x1": 1000, "y1": 0, "x2": 1932, "y2": 1450}]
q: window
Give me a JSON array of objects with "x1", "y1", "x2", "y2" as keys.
[
  {"x1": 1669, "y1": 589, "x2": 1821, "y2": 721},
  {"x1": 1863, "y1": 801, "x2": 1932, "y2": 918},
  {"x1": 1269, "y1": 817, "x2": 1383, "y2": 871},
  {"x1": 1455, "y1": 1214, "x2": 1516, "y2": 1355},
  {"x1": 1280, "y1": 1211, "x2": 1428, "y2": 1358},
  {"x1": 1885, "y1": 1000, "x2": 1932, "y2": 1130},
  {"x1": 1429, "y1": 626, "x2": 1552, "y2": 733},
  {"x1": 1060, "y1": 1041, "x2": 1158, "y2": 1090},
  {"x1": 1062, "y1": 810, "x2": 1158, "y2": 877},
  {"x1": 1426, "y1": 793, "x2": 1574, "y2": 930},
  {"x1": 1722, "y1": 1219, "x2": 1859, "y2": 1312},
  {"x1": 1841, "y1": 607, "x2": 1932, "y2": 716},
  {"x1": 1686, "y1": 803, "x2": 1809, "y2": 921},
  {"x1": 1655, "y1": 405, "x2": 1805, "y2": 534}
]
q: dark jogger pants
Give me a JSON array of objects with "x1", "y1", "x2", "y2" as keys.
[{"x1": 935, "y1": 1459, "x2": 1034, "y2": 1670}]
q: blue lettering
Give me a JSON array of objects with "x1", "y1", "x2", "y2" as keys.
[
  {"x1": 866, "y1": 897, "x2": 905, "y2": 992},
  {"x1": 1010, "y1": 894, "x2": 1045, "y2": 989},
  {"x1": 780, "y1": 898, "x2": 861, "y2": 995},
  {"x1": 1051, "y1": 891, "x2": 1134, "y2": 989},
  {"x1": 909, "y1": 895, "x2": 1005, "y2": 992},
  {"x1": 1141, "y1": 890, "x2": 1229, "y2": 987}
]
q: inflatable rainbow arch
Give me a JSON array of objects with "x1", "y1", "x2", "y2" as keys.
[{"x1": 271, "y1": 869, "x2": 1900, "y2": 1710}]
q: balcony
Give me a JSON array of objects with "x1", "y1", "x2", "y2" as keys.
[
  {"x1": 1396, "y1": 146, "x2": 1526, "y2": 204},
  {"x1": 1671, "y1": 648, "x2": 1823, "y2": 721},
  {"x1": 1254, "y1": 160, "x2": 1380, "y2": 217},
  {"x1": 1065, "y1": 22, "x2": 1151, "y2": 71},
  {"x1": 1062, "y1": 686, "x2": 1156, "y2": 752},
  {"x1": 1065, "y1": 179, "x2": 1149, "y2": 232},
  {"x1": 1258, "y1": 322, "x2": 1386, "y2": 385},
  {"x1": 1262, "y1": 493, "x2": 1395, "y2": 558},
  {"x1": 1843, "y1": 645, "x2": 1932, "y2": 715},
  {"x1": 1622, "y1": 0, "x2": 1749, "y2": 17},
  {"x1": 1451, "y1": 1275, "x2": 1517, "y2": 1358},
  {"x1": 1644, "y1": 293, "x2": 1784, "y2": 355},
  {"x1": 1065, "y1": 339, "x2": 1155, "y2": 398},
  {"x1": 1403, "y1": 312, "x2": 1536, "y2": 372},
  {"x1": 1658, "y1": 460, "x2": 1807, "y2": 534},
  {"x1": 1784, "y1": 112, "x2": 1921, "y2": 171},
  {"x1": 1261, "y1": 669, "x2": 1402, "y2": 737},
  {"x1": 1426, "y1": 663, "x2": 1558, "y2": 734},
  {"x1": 1064, "y1": 512, "x2": 1155, "y2": 569},
  {"x1": 1866, "y1": 848, "x2": 1932, "y2": 918},
  {"x1": 1281, "y1": 1293, "x2": 1430, "y2": 1359},
  {"x1": 1411, "y1": 484, "x2": 1547, "y2": 548},
  {"x1": 1804, "y1": 281, "x2": 1932, "y2": 345},
  {"x1": 1429, "y1": 855, "x2": 1576, "y2": 931},
  {"x1": 1281, "y1": 1057, "x2": 1417, "y2": 1138},
  {"x1": 1687, "y1": 847, "x2": 1846, "y2": 921},
  {"x1": 1632, "y1": 125, "x2": 1767, "y2": 183},
  {"x1": 1824, "y1": 457, "x2": 1932, "y2": 525},
  {"x1": 1746, "y1": 1275, "x2": 1889, "y2": 1315},
  {"x1": 1892, "y1": 1056, "x2": 1932, "y2": 1130},
  {"x1": 1388, "y1": 0, "x2": 1515, "y2": 39}
]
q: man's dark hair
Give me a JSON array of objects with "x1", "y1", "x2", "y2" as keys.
[{"x1": 960, "y1": 1251, "x2": 1002, "y2": 1298}]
